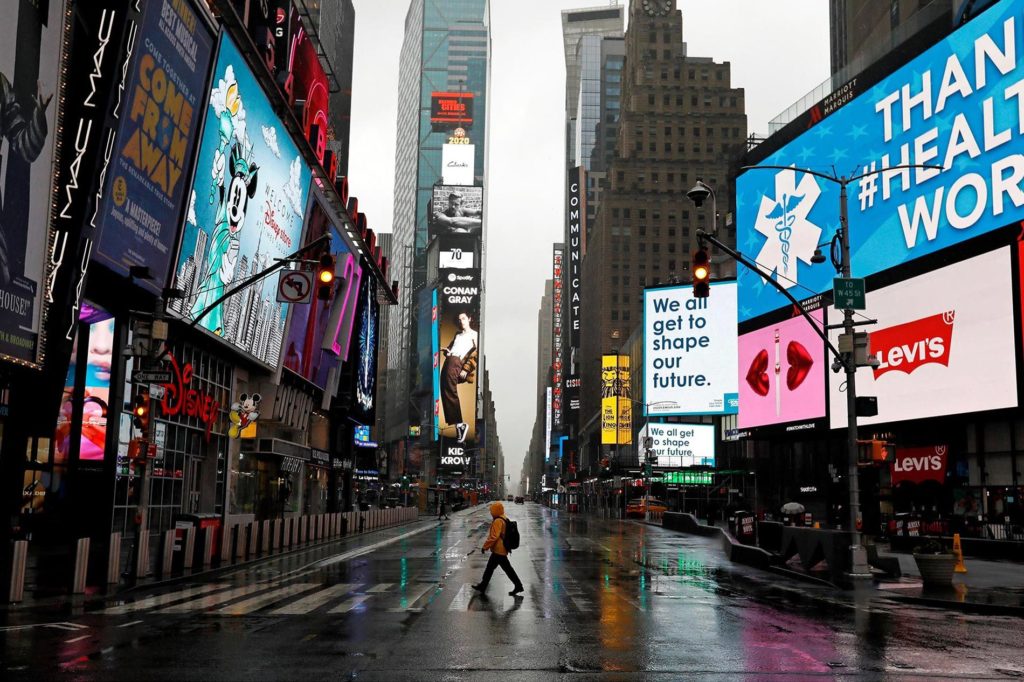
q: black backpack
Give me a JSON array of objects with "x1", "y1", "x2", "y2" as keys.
[{"x1": 502, "y1": 517, "x2": 520, "y2": 551}]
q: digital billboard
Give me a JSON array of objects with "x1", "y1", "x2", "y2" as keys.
[
  {"x1": 551, "y1": 246, "x2": 564, "y2": 429},
  {"x1": 172, "y1": 32, "x2": 311, "y2": 367},
  {"x1": 429, "y1": 185, "x2": 483, "y2": 241},
  {"x1": 601, "y1": 355, "x2": 631, "y2": 445},
  {"x1": 566, "y1": 167, "x2": 585, "y2": 348},
  {"x1": 286, "y1": 6, "x2": 330, "y2": 169},
  {"x1": 828, "y1": 248, "x2": 1016, "y2": 428},
  {"x1": 737, "y1": 0, "x2": 1024, "y2": 322},
  {"x1": 442, "y1": 143, "x2": 475, "y2": 185},
  {"x1": 437, "y1": 234, "x2": 477, "y2": 270},
  {"x1": 55, "y1": 314, "x2": 115, "y2": 464},
  {"x1": 639, "y1": 423, "x2": 715, "y2": 469},
  {"x1": 644, "y1": 283, "x2": 739, "y2": 416},
  {"x1": 352, "y1": 274, "x2": 379, "y2": 422},
  {"x1": 738, "y1": 310, "x2": 826, "y2": 429},
  {"x1": 433, "y1": 268, "x2": 481, "y2": 447},
  {"x1": 431, "y1": 92, "x2": 474, "y2": 128},
  {"x1": 0, "y1": 0, "x2": 65, "y2": 365},
  {"x1": 93, "y1": 0, "x2": 215, "y2": 293}
]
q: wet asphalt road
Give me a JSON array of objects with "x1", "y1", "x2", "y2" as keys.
[{"x1": 2, "y1": 503, "x2": 1024, "y2": 680}]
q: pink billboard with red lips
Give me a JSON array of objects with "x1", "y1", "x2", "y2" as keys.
[{"x1": 738, "y1": 310, "x2": 826, "y2": 429}]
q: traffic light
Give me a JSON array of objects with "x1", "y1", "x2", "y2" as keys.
[
  {"x1": 692, "y1": 249, "x2": 710, "y2": 298},
  {"x1": 316, "y1": 254, "x2": 335, "y2": 301},
  {"x1": 132, "y1": 389, "x2": 151, "y2": 433}
]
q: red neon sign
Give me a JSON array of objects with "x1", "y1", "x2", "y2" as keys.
[{"x1": 159, "y1": 353, "x2": 222, "y2": 441}]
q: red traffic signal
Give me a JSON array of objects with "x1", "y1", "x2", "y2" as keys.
[
  {"x1": 316, "y1": 254, "x2": 336, "y2": 301},
  {"x1": 692, "y1": 249, "x2": 710, "y2": 298},
  {"x1": 132, "y1": 389, "x2": 151, "y2": 432}
]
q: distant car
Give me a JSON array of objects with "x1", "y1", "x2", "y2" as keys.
[
  {"x1": 514, "y1": 496, "x2": 524, "y2": 504},
  {"x1": 506, "y1": 495, "x2": 514, "y2": 502},
  {"x1": 626, "y1": 498, "x2": 668, "y2": 517}
]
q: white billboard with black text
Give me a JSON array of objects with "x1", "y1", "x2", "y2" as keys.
[
  {"x1": 828, "y1": 248, "x2": 1017, "y2": 428},
  {"x1": 640, "y1": 422, "x2": 715, "y2": 468}
]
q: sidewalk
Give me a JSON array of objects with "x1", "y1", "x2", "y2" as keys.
[
  {"x1": 1, "y1": 510, "x2": 457, "y2": 616},
  {"x1": 874, "y1": 544, "x2": 1024, "y2": 616}
]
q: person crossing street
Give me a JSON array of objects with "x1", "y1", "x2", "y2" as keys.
[{"x1": 472, "y1": 502, "x2": 524, "y2": 596}]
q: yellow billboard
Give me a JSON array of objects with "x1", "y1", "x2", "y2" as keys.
[{"x1": 601, "y1": 355, "x2": 632, "y2": 445}]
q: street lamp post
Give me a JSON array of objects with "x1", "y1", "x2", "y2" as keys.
[{"x1": 693, "y1": 166, "x2": 940, "y2": 580}]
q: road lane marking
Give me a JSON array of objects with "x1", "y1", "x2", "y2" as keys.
[
  {"x1": 101, "y1": 583, "x2": 231, "y2": 615},
  {"x1": 216, "y1": 583, "x2": 319, "y2": 615},
  {"x1": 158, "y1": 583, "x2": 277, "y2": 613},
  {"x1": 269, "y1": 583, "x2": 359, "y2": 615},
  {"x1": 65, "y1": 635, "x2": 90, "y2": 643},
  {"x1": 313, "y1": 525, "x2": 440, "y2": 569},
  {"x1": 329, "y1": 595, "x2": 371, "y2": 613},
  {"x1": 0, "y1": 622, "x2": 88, "y2": 633},
  {"x1": 448, "y1": 584, "x2": 473, "y2": 610},
  {"x1": 116, "y1": 620, "x2": 144, "y2": 628}
]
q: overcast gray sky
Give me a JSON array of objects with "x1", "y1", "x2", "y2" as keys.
[{"x1": 348, "y1": 0, "x2": 830, "y2": 492}]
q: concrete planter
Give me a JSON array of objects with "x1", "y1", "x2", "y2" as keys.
[{"x1": 913, "y1": 552, "x2": 955, "y2": 587}]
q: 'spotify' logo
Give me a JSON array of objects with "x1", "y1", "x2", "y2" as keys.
[{"x1": 754, "y1": 168, "x2": 823, "y2": 289}]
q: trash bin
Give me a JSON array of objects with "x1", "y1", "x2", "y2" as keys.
[
  {"x1": 730, "y1": 511, "x2": 756, "y2": 545},
  {"x1": 173, "y1": 513, "x2": 222, "y2": 568}
]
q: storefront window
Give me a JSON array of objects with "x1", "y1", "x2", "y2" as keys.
[
  {"x1": 305, "y1": 465, "x2": 328, "y2": 515},
  {"x1": 231, "y1": 454, "x2": 301, "y2": 519}
]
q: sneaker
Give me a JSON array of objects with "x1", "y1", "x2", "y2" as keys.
[
  {"x1": 456, "y1": 423, "x2": 468, "y2": 443},
  {"x1": 509, "y1": 586, "x2": 524, "y2": 596},
  {"x1": 472, "y1": 583, "x2": 486, "y2": 592}
]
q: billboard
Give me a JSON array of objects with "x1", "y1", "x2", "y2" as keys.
[
  {"x1": 639, "y1": 423, "x2": 715, "y2": 468},
  {"x1": 93, "y1": 0, "x2": 215, "y2": 293},
  {"x1": 431, "y1": 92, "x2": 474, "y2": 128},
  {"x1": 601, "y1": 355, "x2": 631, "y2": 445},
  {"x1": 737, "y1": 0, "x2": 1024, "y2": 322},
  {"x1": 286, "y1": 6, "x2": 330, "y2": 169},
  {"x1": 828, "y1": 248, "x2": 1016, "y2": 428},
  {"x1": 551, "y1": 246, "x2": 564, "y2": 429},
  {"x1": 566, "y1": 167, "x2": 585, "y2": 348},
  {"x1": 172, "y1": 32, "x2": 311, "y2": 367},
  {"x1": 644, "y1": 283, "x2": 739, "y2": 416},
  {"x1": 55, "y1": 314, "x2": 116, "y2": 464},
  {"x1": 738, "y1": 310, "x2": 826, "y2": 429},
  {"x1": 429, "y1": 185, "x2": 483, "y2": 241},
  {"x1": 433, "y1": 268, "x2": 481, "y2": 447},
  {"x1": 442, "y1": 143, "x2": 475, "y2": 185},
  {"x1": 891, "y1": 445, "x2": 948, "y2": 485},
  {"x1": 281, "y1": 200, "x2": 362, "y2": 390},
  {"x1": 352, "y1": 274, "x2": 379, "y2": 422},
  {"x1": 0, "y1": 0, "x2": 65, "y2": 365},
  {"x1": 437, "y1": 234, "x2": 476, "y2": 270}
]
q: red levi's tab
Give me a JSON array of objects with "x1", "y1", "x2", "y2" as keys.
[{"x1": 872, "y1": 311, "x2": 955, "y2": 380}]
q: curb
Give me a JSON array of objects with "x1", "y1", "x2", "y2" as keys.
[{"x1": 884, "y1": 594, "x2": 1024, "y2": 618}]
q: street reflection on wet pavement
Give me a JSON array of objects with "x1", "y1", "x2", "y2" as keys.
[{"x1": 2, "y1": 503, "x2": 1023, "y2": 680}]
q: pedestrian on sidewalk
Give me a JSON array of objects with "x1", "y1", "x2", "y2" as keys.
[
  {"x1": 438, "y1": 497, "x2": 449, "y2": 521},
  {"x1": 472, "y1": 502, "x2": 524, "y2": 596}
]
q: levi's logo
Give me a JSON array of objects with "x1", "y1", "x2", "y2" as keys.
[{"x1": 872, "y1": 311, "x2": 955, "y2": 379}]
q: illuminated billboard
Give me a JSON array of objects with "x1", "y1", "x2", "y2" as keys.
[
  {"x1": 601, "y1": 355, "x2": 631, "y2": 445},
  {"x1": 639, "y1": 423, "x2": 715, "y2": 468},
  {"x1": 737, "y1": 0, "x2": 1024, "y2": 322},
  {"x1": 828, "y1": 248, "x2": 1017, "y2": 428},
  {"x1": 352, "y1": 274, "x2": 379, "y2": 422},
  {"x1": 552, "y1": 246, "x2": 564, "y2": 429},
  {"x1": 93, "y1": 0, "x2": 215, "y2": 293},
  {"x1": 738, "y1": 310, "x2": 826, "y2": 429},
  {"x1": 442, "y1": 144, "x2": 475, "y2": 185},
  {"x1": 431, "y1": 92, "x2": 474, "y2": 128},
  {"x1": 429, "y1": 185, "x2": 483, "y2": 241},
  {"x1": 643, "y1": 283, "x2": 739, "y2": 416},
  {"x1": 433, "y1": 269, "x2": 481, "y2": 448},
  {"x1": 171, "y1": 32, "x2": 311, "y2": 367},
  {"x1": 0, "y1": 0, "x2": 65, "y2": 365}
]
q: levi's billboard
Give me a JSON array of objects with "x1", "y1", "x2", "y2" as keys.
[
  {"x1": 891, "y1": 445, "x2": 948, "y2": 485},
  {"x1": 828, "y1": 248, "x2": 1017, "y2": 428},
  {"x1": 737, "y1": 0, "x2": 1024, "y2": 322}
]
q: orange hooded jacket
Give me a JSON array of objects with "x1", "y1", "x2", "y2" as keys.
[{"x1": 482, "y1": 502, "x2": 509, "y2": 556}]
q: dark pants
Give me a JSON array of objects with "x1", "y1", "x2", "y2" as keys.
[
  {"x1": 478, "y1": 552, "x2": 522, "y2": 590},
  {"x1": 441, "y1": 356, "x2": 464, "y2": 424}
]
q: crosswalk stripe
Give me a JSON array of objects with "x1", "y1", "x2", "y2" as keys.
[
  {"x1": 329, "y1": 594, "x2": 371, "y2": 613},
  {"x1": 387, "y1": 583, "x2": 436, "y2": 611},
  {"x1": 365, "y1": 583, "x2": 393, "y2": 593},
  {"x1": 158, "y1": 583, "x2": 278, "y2": 613},
  {"x1": 269, "y1": 583, "x2": 359, "y2": 615},
  {"x1": 448, "y1": 584, "x2": 473, "y2": 610},
  {"x1": 101, "y1": 583, "x2": 230, "y2": 615},
  {"x1": 217, "y1": 583, "x2": 319, "y2": 615}
]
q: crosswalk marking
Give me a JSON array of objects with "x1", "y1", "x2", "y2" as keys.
[
  {"x1": 217, "y1": 583, "x2": 319, "y2": 616},
  {"x1": 329, "y1": 594, "x2": 371, "y2": 613},
  {"x1": 387, "y1": 583, "x2": 437, "y2": 611},
  {"x1": 270, "y1": 583, "x2": 359, "y2": 615},
  {"x1": 366, "y1": 583, "x2": 393, "y2": 593},
  {"x1": 158, "y1": 583, "x2": 277, "y2": 613},
  {"x1": 101, "y1": 583, "x2": 230, "y2": 615},
  {"x1": 448, "y1": 584, "x2": 473, "y2": 610}
]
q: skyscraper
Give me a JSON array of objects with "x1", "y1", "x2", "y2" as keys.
[
  {"x1": 578, "y1": 1, "x2": 747, "y2": 460},
  {"x1": 381, "y1": 0, "x2": 491, "y2": 476}
]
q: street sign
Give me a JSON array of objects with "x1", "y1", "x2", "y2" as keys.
[
  {"x1": 132, "y1": 370, "x2": 171, "y2": 384},
  {"x1": 277, "y1": 270, "x2": 313, "y2": 304},
  {"x1": 833, "y1": 277, "x2": 866, "y2": 310},
  {"x1": 148, "y1": 384, "x2": 166, "y2": 401}
]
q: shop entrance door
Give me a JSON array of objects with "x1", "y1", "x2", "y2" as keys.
[{"x1": 186, "y1": 456, "x2": 202, "y2": 513}]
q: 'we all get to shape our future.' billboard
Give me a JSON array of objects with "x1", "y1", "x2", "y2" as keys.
[{"x1": 737, "y1": 0, "x2": 1024, "y2": 322}]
